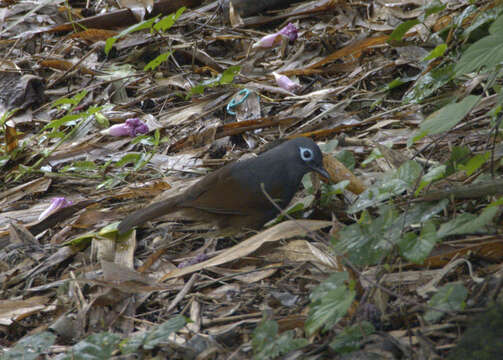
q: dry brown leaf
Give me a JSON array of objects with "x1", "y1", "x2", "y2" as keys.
[
  {"x1": 323, "y1": 153, "x2": 366, "y2": 195},
  {"x1": 306, "y1": 35, "x2": 389, "y2": 70},
  {"x1": 39, "y1": 59, "x2": 96, "y2": 76},
  {"x1": 0, "y1": 177, "x2": 51, "y2": 208},
  {"x1": 4, "y1": 122, "x2": 17, "y2": 153},
  {"x1": 68, "y1": 29, "x2": 119, "y2": 42},
  {"x1": 161, "y1": 220, "x2": 331, "y2": 281},
  {"x1": 0, "y1": 296, "x2": 50, "y2": 326}
]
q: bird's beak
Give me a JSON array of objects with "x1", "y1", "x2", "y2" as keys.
[{"x1": 310, "y1": 164, "x2": 330, "y2": 180}]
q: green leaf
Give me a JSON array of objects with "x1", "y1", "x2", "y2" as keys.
[
  {"x1": 104, "y1": 37, "x2": 118, "y2": 56},
  {"x1": 219, "y1": 65, "x2": 241, "y2": 84},
  {"x1": 67, "y1": 332, "x2": 121, "y2": 360},
  {"x1": 422, "y1": 0, "x2": 446, "y2": 20},
  {"x1": 455, "y1": 14, "x2": 503, "y2": 76},
  {"x1": 144, "y1": 51, "x2": 172, "y2": 71},
  {"x1": 335, "y1": 150, "x2": 355, "y2": 170},
  {"x1": 335, "y1": 201, "x2": 446, "y2": 266},
  {"x1": 43, "y1": 113, "x2": 82, "y2": 130},
  {"x1": 411, "y1": 95, "x2": 480, "y2": 143},
  {"x1": 252, "y1": 317, "x2": 308, "y2": 360},
  {"x1": 52, "y1": 90, "x2": 88, "y2": 109},
  {"x1": 399, "y1": 221, "x2": 440, "y2": 263},
  {"x1": 334, "y1": 207, "x2": 397, "y2": 265},
  {"x1": 349, "y1": 160, "x2": 421, "y2": 213},
  {"x1": 105, "y1": 15, "x2": 160, "y2": 54},
  {"x1": 318, "y1": 139, "x2": 339, "y2": 153},
  {"x1": 3, "y1": 332, "x2": 56, "y2": 360},
  {"x1": 154, "y1": 7, "x2": 186, "y2": 32},
  {"x1": 386, "y1": 78, "x2": 407, "y2": 90},
  {"x1": 446, "y1": 304, "x2": 503, "y2": 360},
  {"x1": 389, "y1": 19, "x2": 420, "y2": 42},
  {"x1": 252, "y1": 317, "x2": 278, "y2": 353},
  {"x1": 446, "y1": 145, "x2": 471, "y2": 175},
  {"x1": 416, "y1": 165, "x2": 446, "y2": 195},
  {"x1": 462, "y1": 6, "x2": 503, "y2": 40},
  {"x1": 330, "y1": 321, "x2": 375, "y2": 353},
  {"x1": 438, "y1": 199, "x2": 502, "y2": 237},
  {"x1": 321, "y1": 181, "x2": 350, "y2": 205},
  {"x1": 188, "y1": 66, "x2": 241, "y2": 97},
  {"x1": 306, "y1": 272, "x2": 356, "y2": 336},
  {"x1": 403, "y1": 64, "x2": 454, "y2": 104},
  {"x1": 424, "y1": 282, "x2": 467, "y2": 322},
  {"x1": 489, "y1": 10, "x2": 503, "y2": 33},
  {"x1": 457, "y1": 152, "x2": 490, "y2": 175},
  {"x1": 122, "y1": 315, "x2": 186, "y2": 353},
  {"x1": 423, "y1": 44, "x2": 447, "y2": 61},
  {"x1": 115, "y1": 153, "x2": 144, "y2": 168},
  {"x1": 361, "y1": 146, "x2": 384, "y2": 167},
  {"x1": 143, "y1": 316, "x2": 187, "y2": 350}
]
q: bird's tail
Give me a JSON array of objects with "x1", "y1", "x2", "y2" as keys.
[{"x1": 118, "y1": 197, "x2": 181, "y2": 235}]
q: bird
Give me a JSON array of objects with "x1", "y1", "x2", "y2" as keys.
[{"x1": 118, "y1": 137, "x2": 329, "y2": 235}]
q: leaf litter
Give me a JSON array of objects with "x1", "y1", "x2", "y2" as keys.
[{"x1": 1, "y1": 0, "x2": 503, "y2": 358}]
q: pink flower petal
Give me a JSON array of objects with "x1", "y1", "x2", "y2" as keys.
[
  {"x1": 253, "y1": 33, "x2": 283, "y2": 48},
  {"x1": 252, "y1": 23, "x2": 298, "y2": 49},
  {"x1": 39, "y1": 197, "x2": 73, "y2": 221},
  {"x1": 273, "y1": 73, "x2": 301, "y2": 93},
  {"x1": 279, "y1": 23, "x2": 298, "y2": 42},
  {"x1": 101, "y1": 118, "x2": 149, "y2": 137}
]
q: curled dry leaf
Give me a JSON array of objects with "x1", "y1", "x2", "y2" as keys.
[
  {"x1": 161, "y1": 220, "x2": 332, "y2": 281},
  {"x1": 322, "y1": 154, "x2": 366, "y2": 195}
]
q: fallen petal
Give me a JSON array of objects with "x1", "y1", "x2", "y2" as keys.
[
  {"x1": 278, "y1": 23, "x2": 298, "y2": 42},
  {"x1": 39, "y1": 197, "x2": 73, "y2": 221},
  {"x1": 101, "y1": 118, "x2": 149, "y2": 137},
  {"x1": 273, "y1": 72, "x2": 301, "y2": 93},
  {"x1": 253, "y1": 33, "x2": 283, "y2": 48},
  {"x1": 126, "y1": 117, "x2": 149, "y2": 136}
]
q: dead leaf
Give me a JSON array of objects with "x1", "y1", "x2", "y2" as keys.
[{"x1": 161, "y1": 220, "x2": 331, "y2": 281}]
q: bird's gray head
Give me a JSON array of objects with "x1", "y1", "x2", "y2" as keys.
[{"x1": 284, "y1": 137, "x2": 329, "y2": 179}]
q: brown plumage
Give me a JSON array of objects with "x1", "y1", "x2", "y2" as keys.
[{"x1": 118, "y1": 138, "x2": 328, "y2": 234}]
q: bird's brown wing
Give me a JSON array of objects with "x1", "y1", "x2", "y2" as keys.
[{"x1": 182, "y1": 162, "x2": 273, "y2": 215}]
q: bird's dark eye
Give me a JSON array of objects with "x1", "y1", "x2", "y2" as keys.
[{"x1": 299, "y1": 147, "x2": 314, "y2": 161}]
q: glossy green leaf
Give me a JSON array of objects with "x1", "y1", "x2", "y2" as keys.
[
  {"x1": 122, "y1": 315, "x2": 186, "y2": 353},
  {"x1": 349, "y1": 160, "x2": 421, "y2": 213},
  {"x1": 411, "y1": 95, "x2": 480, "y2": 144},
  {"x1": 252, "y1": 318, "x2": 308, "y2": 360},
  {"x1": 423, "y1": 0, "x2": 446, "y2": 20},
  {"x1": 389, "y1": 19, "x2": 420, "y2": 42},
  {"x1": 455, "y1": 14, "x2": 503, "y2": 76},
  {"x1": 188, "y1": 66, "x2": 241, "y2": 97},
  {"x1": 402, "y1": 64, "x2": 454, "y2": 104},
  {"x1": 3, "y1": 332, "x2": 56, "y2": 360},
  {"x1": 144, "y1": 51, "x2": 172, "y2": 71},
  {"x1": 105, "y1": 16, "x2": 159, "y2": 54},
  {"x1": 306, "y1": 272, "x2": 356, "y2": 336},
  {"x1": 67, "y1": 332, "x2": 121, "y2": 360},
  {"x1": 462, "y1": 6, "x2": 503, "y2": 39},
  {"x1": 438, "y1": 198, "x2": 502, "y2": 237},
  {"x1": 336, "y1": 201, "x2": 446, "y2": 265},
  {"x1": 336, "y1": 150, "x2": 355, "y2": 170},
  {"x1": 446, "y1": 146, "x2": 471, "y2": 175},
  {"x1": 416, "y1": 165, "x2": 446, "y2": 195},
  {"x1": 330, "y1": 321, "x2": 375, "y2": 353},
  {"x1": 154, "y1": 7, "x2": 185, "y2": 32},
  {"x1": 423, "y1": 44, "x2": 447, "y2": 61},
  {"x1": 425, "y1": 283, "x2": 467, "y2": 322},
  {"x1": 399, "y1": 221, "x2": 440, "y2": 263},
  {"x1": 457, "y1": 152, "x2": 490, "y2": 176}
]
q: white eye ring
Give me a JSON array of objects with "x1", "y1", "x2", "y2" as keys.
[{"x1": 299, "y1": 147, "x2": 314, "y2": 161}]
